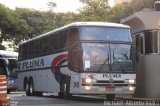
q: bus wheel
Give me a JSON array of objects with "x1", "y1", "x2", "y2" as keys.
[
  {"x1": 26, "y1": 79, "x2": 34, "y2": 96},
  {"x1": 64, "y1": 81, "x2": 72, "y2": 99},
  {"x1": 59, "y1": 78, "x2": 65, "y2": 98},
  {"x1": 59, "y1": 78, "x2": 72, "y2": 99},
  {"x1": 25, "y1": 81, "x2": 30, "y2": 96},
  {"x1": 106, "y1": 94, "x2": 115, "y2": 101}
]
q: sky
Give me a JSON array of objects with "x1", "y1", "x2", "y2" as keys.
[
  {"x1": 0, "y1": 0, "x2": 84, "y2": 12},
  {"x1": 0, "y1": 0, "x2": 115, "y2": 12}
]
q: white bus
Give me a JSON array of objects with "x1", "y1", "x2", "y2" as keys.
[
  {"x1": 17, "y1": 22, "x2": 136, "y2": 100},
  {"x1": 0, "y1": 50, "x2": 18, "y2": 93}
]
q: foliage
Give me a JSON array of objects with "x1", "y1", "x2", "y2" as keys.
[
  {"x1": 78, "y1": 0, "x2": 110, "y2": 21},
  {"x1": 122, "y1": 0, "x2": 157, "y2": 18},
  {"x1": 0, "y1": 0, "x2": 157, "y2": 51},
  {"x1": 0, "y1": 4, "x2": 28, "y2": 50}
]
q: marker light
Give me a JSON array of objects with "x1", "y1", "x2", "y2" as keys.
[
  {"x1": 129, "y1": 79, "x2": 135, "y2": 84},
  {"x1": 85, "y1": 78, "x2": 92, "y2": 83},
  {"x1": 129, "y1": 86, "x2": 135, "y2": 91},
  {"x1": 82, "y1": 78, "x2": 92, "y2": 84},
  {"x1": 85, "y1": 86, "x2": 91, "y2": 90}
]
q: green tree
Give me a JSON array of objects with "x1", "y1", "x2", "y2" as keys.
[
  {"x1": 121, "y1": 0, "x2": 157, "y2": 20},
  {"x1": 78, "y1": 0, "x2": 110, "y2": 21},
  {"x1": 107, "y1": 0, "x2": 157, "y2": 22},
  {"x1": 16, "y1": 8, "x2": 55, "y2": 38},
  {"x1": 0, "y1": 4, "x2": 28, "y2": 50}
]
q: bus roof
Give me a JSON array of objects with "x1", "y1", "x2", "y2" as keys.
[
  {"x1": 20, "y1": 22, "x2": 130, "y2": 45},
  {"x1": 0, "y1": 50, "x2": 18, "y2": 58}
]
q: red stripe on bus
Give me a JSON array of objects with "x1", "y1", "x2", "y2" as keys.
[{"x1": 51, "y1": 54, "x2": 68, "y2": 72}]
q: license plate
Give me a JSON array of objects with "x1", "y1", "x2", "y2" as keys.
[{"x1": 106, "y1": 85, "x2": 115, "y2": 91}]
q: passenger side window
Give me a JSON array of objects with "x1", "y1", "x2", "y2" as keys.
[
  {"x1": 18, "y1": 45, "x2": 23, "y2": 60},
  {"x1": 50, "y1": 33, "x2": 58, "y2": 52},
  {"x1": 23, "y1": 44, "x2": 28, "y2": 59},
  {"x1": 58, "y1": 30, "x2": 68, "y2": 49},
  {"x1": 69, "y1": 28, "x2": 79, "y2": 47},
  {"x1": 34, "y1": 40, "x2": 41, "y2": 56},
  {"x1": 41, "y1": 37, "x2": 50, "y2": 55}
]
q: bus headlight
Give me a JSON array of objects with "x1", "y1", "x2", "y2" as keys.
[
  {"x1": 82, "y1": 78, "x2": 92, "y2": 84},
  {"x1": 85, "y1": 78, "x2": 92, "y2": 83},
  {"x1": 129, "y1": 79, "x2": 135, "y2": 84}
]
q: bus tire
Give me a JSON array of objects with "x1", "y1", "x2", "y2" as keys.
[
  {"x1": 26, "y1": 78, "x2": 34, "y2": 96},
  {"x1": 64, "y1": 85, "x2": 72, "y2": 100},
  {"x1": 106, "y1": 94, "x2": 115, "y2": 101},
  {"x1": 59, "y1": 77, "x2": 72, "y2": 99},
  {"x1": 64, "y1": 77, "x2": 72, "y2": 99},
  {"x1": 24, "y1": 78, "x2": 28, "y2": 91},
  {"x1": 25, "y1": 81, "x2": 30, "y2": 96},
  {"x1": 59, "y1": 78, "x2": 65, "y2": 98}
]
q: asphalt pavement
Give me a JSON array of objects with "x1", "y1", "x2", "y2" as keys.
[{"x1": 8, "y1": 92, "x2": 106, "y2": 106}]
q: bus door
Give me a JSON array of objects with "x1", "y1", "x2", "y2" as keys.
[{"x1": 68, "y1": 43, "x2": 83, "y2": 92}]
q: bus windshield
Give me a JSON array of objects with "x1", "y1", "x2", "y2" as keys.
[
  {"x1": 80, "y1": 26, "x2": 131, "y2": 41},
  {"x1": 8, "y1": 59, "x2": 17, "y2": 77},
  {"x1": 82, "y1": 43, "x2": 134, "y2": 73}
]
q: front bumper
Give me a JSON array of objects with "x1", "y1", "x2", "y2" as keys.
[{"x1": 79, "y1": 84, "x2": 135, "y2": 95}]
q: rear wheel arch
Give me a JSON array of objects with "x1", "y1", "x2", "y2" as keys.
[{"x1": 29, "y1": 76, "x2": 33, "y2": 82}]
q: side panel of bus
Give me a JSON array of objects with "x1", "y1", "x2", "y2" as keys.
[{"x1": 17, "y1": 52, "x2": 80, "y2": 93}]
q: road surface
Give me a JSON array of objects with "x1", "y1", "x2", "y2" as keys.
[{"x1": 8, "y1": 92, "x2": 106, "y2": 106}]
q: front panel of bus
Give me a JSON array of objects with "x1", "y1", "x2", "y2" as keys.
[{"x1": 68, "y1": 26, "x2": 136, "y2": 94}]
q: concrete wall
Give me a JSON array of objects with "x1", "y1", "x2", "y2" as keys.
[
  {"x1": 121, "y1": 10, "x2": 160, "y2": 98},
  {"x1": 121, "y1": 10, "x2": 160, "y2": 34},
  {"x1": 135, "y1": 54, "x2": 160, "y2": 98}
]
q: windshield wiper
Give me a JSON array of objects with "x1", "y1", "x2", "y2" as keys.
[
  {"x1": 113, "y1": 57, "x2": 126, "y2": 73},
  {"x1": 97, "y1": 55, "x2": 110, "y2": 73}
]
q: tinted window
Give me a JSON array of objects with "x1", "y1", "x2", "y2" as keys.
[
  {"x1": 69, "y1": 43, "x2": 83, "y2": 72},
  {"x1": 18, "y1": 45, "x2": 23, "y2": 60},
  {"x1": 62, "y1": 30, "x2": 68, "y2": 48},
  {"x1": 50, "y1": 33, "x2": 58, "y2": 52},
  {"x1": 29, "y1": 42, "x2": 34, "y2": 57},
  {"x1": 80, "y1": 27, "x2": 131, "y2": 41},
  {"x1": 41, "y1": 37, "x2": 50, "y2": 54},
  {"x1": 144, "y1": 31, "x2": 158, "y2": 54},
  {"x1": 34, "y1": 40, "x2": 41, "y2": 55},
  {"x1": 69, "y1": 28, "x2": 79, "y2": 46},
  {"x1": 8, "y1": 59, "x2": 17, "y2": 77},
  {"x1": 23, "y1": 44, "x2": 28, "y2": 59}
]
